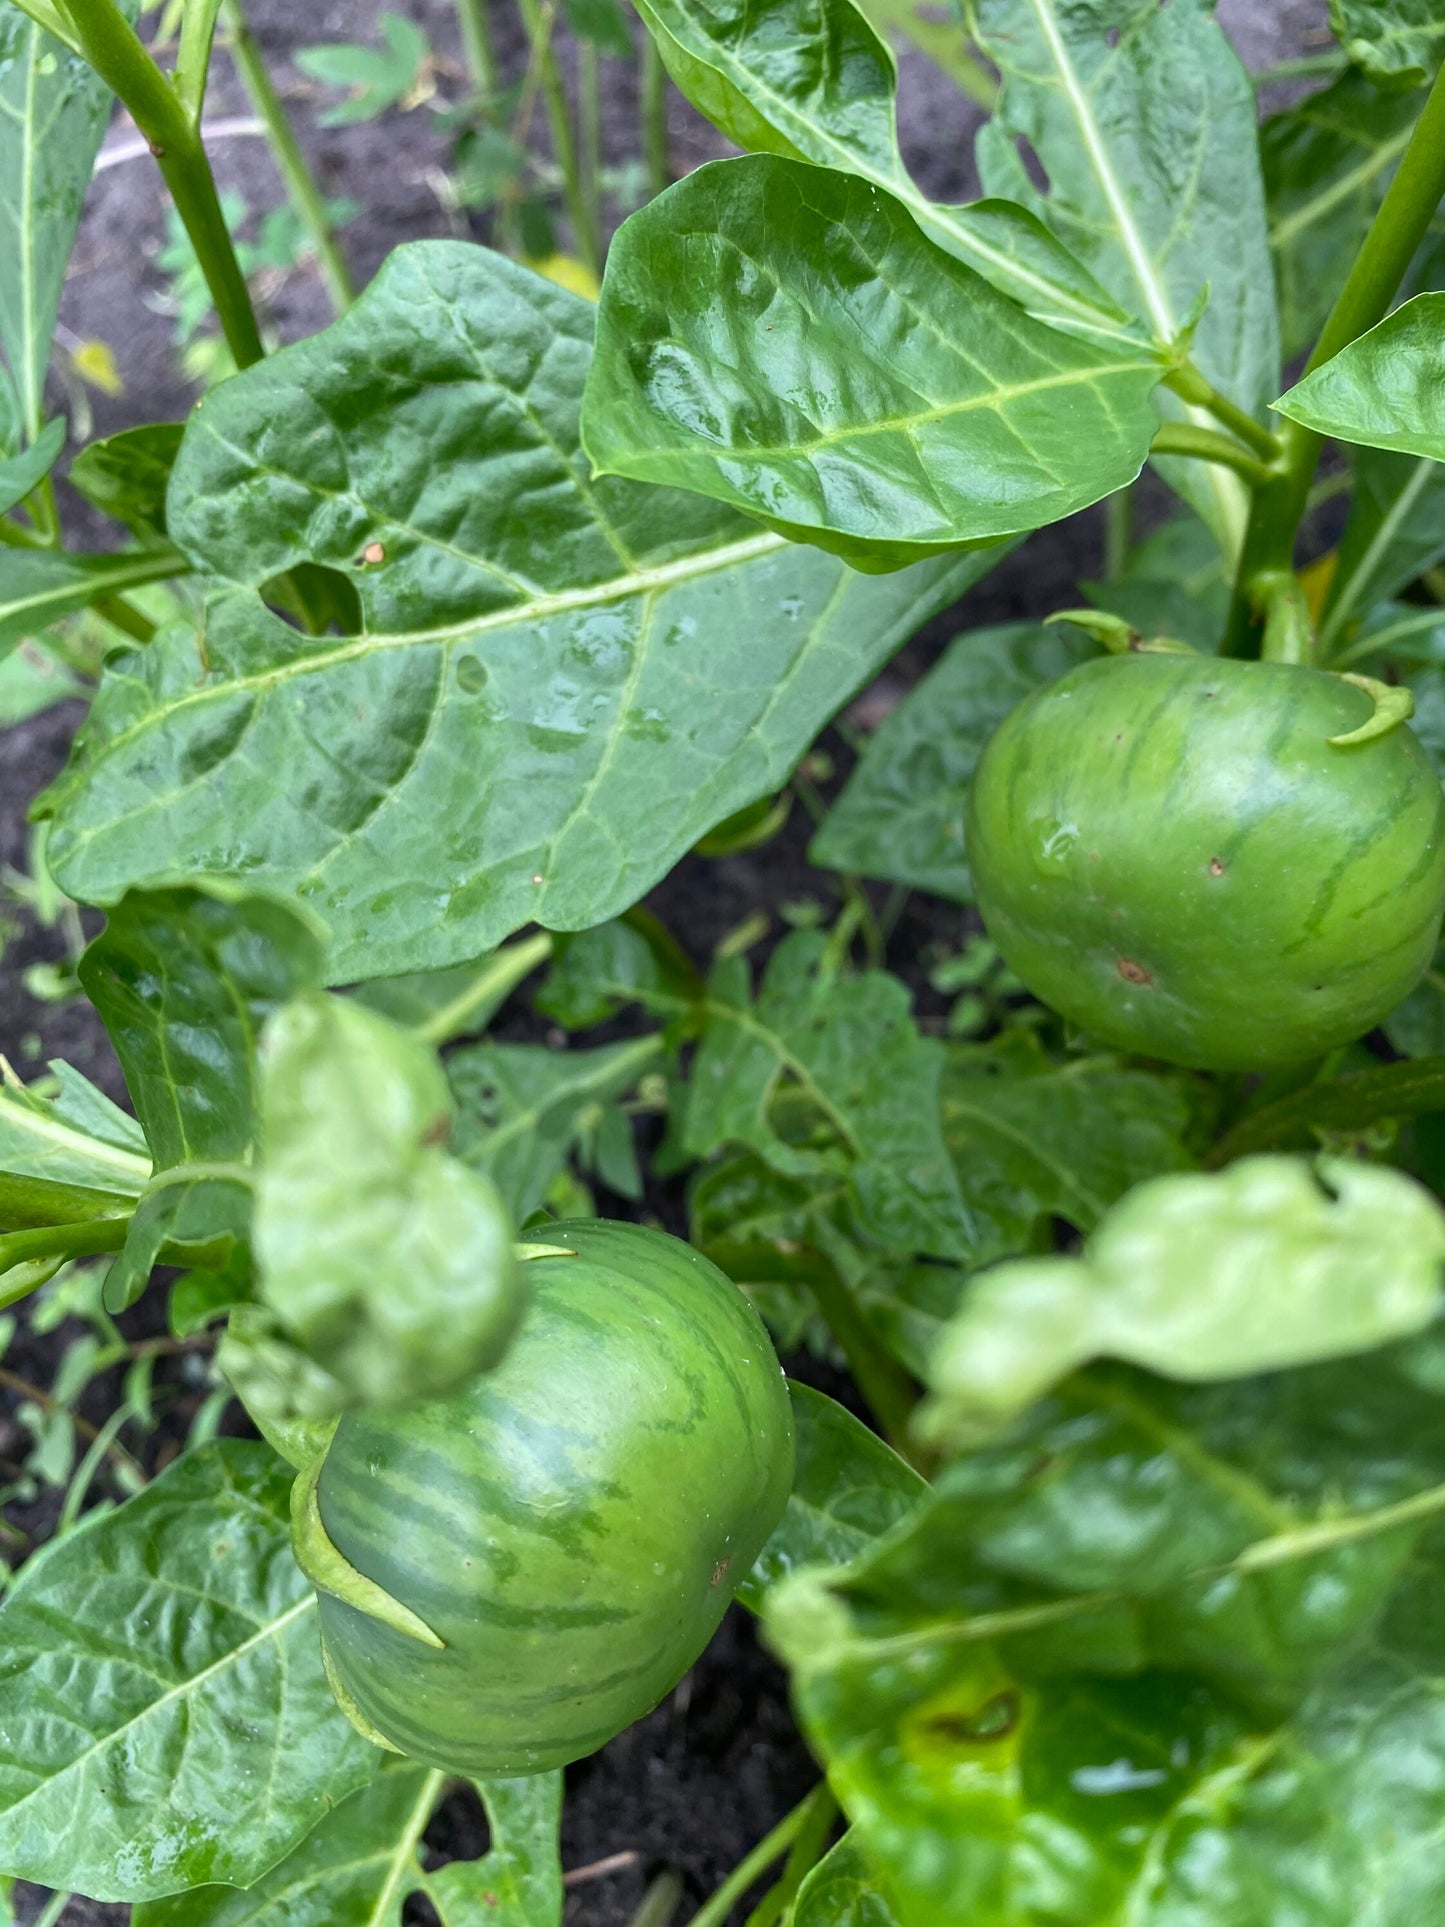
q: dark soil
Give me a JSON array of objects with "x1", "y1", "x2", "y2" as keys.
[{"x1": 3, "y1": 2, "x2": 1330, "y2": 1922}]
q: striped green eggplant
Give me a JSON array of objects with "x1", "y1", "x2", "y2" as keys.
[
  {"x1": 967, "y1": 653, "x2": 1445, "y2": 1070},
  {"x1": 303, "y1": 1219, "x2": 794, "y2": 1774}
]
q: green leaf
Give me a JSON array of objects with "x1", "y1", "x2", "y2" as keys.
[
  {"x1": 0, "y1": 635, "x2": 82, "y2": 724},
  {"x1": 968, "y1": 0, "x2": 1279, "y2": 551},
  {"x1": 424, "y1": 1776, "x2": 563, "y2": 1927},
  {"x1": 923, "y1": 1155, "x2": 1445, "y2": 1448},
  {"x1": 1317, "y1": 445, "x2": 1445, "y2": 654},
  {"x1": 133, "y1": 1761, "x2": 441, "y2": 1927},
  {"x1": 1329, "y1": 0, "x2": 1445, "y2": 87},
  {"x1": 682, "y1": 931, "x2": 978, "y2": 1262},
  {"x1": 854, "y1": 0, "x2": 994, "y2": 108},
  {"x1": 0, "y1": 1057, "x2": 149, "y2": 1231},
  {"x1": 294, "y1": 12, "x2": 431, "y2": 127},
  {"x1": 254, "y1": 994, "x2": 522, "y2": 1411},
  {"x1": 68, "y1": 421, "x2": 186, "y2": 538},
  {"x1": 1207, "y1": 1054, "x2": 1445, "y2": 1158},
  {"x1": 0, "y1": 1440, "x2": 378, "y2": 1902},
  {"x1": 740, "y1": 1383, "x2": 925, "y2": 1610},
  {"x1": 792, "y1": 1834, "x2": 902, "y2": 1927},
  {"x1": 1385, "y1": 952, "x2": 1445, "y2": 1056},
  {"x1": 1263, "y1": 71, "x2": 1427, "y2": 362},
  {"x1": 0, "y1": 4, "x2": 135, "y2": 445},
  {"x1": 584, "y1": 156, "x2": 1162, "y2": 568},
  {"x1": 78, "y1": 884, "x2": 328, "y2": 1310},
  {"x1": 631, "y1": 0, "x2": 1142, "y2": 343},
  {"x1": 448, "y1": 1033, "x2": 662, "y2": 1220},
  {"x1": 559, "y1": 0, "x2": 633, "y2": 57},
  {"x1": 0, "y1": 414, "x2": 62, "y2": 515},
  {"x1": 769, "y1": 1329, "x2": 1445, "y2": 1925},
  {"x1": 40, "y1": 242, "x2": 990, "y2": 981},
  {"x1": 1276, "y1": 292, "x2": 1445, "y2": 457},
  {"x1": 0, "y1": 545, "x2": 186, "y2": 660},
  {"x1": 811, "y1": 623, "x2": 1093, "y2": 899},
  {"x1": 939, "y1": 1037, "x2": 1194, "y2": 1256}
]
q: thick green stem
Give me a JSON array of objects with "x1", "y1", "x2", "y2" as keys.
[
  {"x1": 54, "y1": 0, "x2": 264, "y2": 369},
  {"x1": 455, "y1": 0, "x2": 498, "y2": 100},
  {"x1": 1149, "y1": 421, "x2": 1277, "y2": 490},
  {"x1": 1165, "y1": 364, "x2": 1282, "y2": 463},
  {"x1": 641, "y1": 32, "x2": 669, "y2": 199},
  {"x1": 0, "y1": 1218, "x2": 131, "y2": 1305},
  {"x1": 515, "y1": 0, "x2": 601, "y2": 279},
  {"x1": 686, "y1": 1793, "x2": 820, "y2": 1927},
  {"x1": 222, "y1": 0, "x2": 355, "y2": 314},
  {"x1": 1225, "y1": 60, "x2": 1445, "y2": 658},
  {"x1": 1103, "y1": 483, "x2": 1132, "y2": 583}
]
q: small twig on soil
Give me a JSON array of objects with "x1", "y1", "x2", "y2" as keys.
[{"x1": 563, "y1": 1848, "x2": 642, "y2": 1887}]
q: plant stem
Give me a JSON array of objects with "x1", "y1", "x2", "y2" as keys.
[
  {"x1": 221, "y1": 0, "x2": 355, "y2": 314},
  {"x1": 686, "y1": 1792, "x2": 820, "y2": 1927},
  {"x1": 629, "y1": 1872, "x2": 684, "y2": 1927},
  {"x1": 744, "y1": 1782, "x2": 838, "y2": 1927},
  {"x1": 579, "y1": 40, "x2": 603, "y2": 272},
  {"x1": 53, "y1": 0, "x2": 265, "y2": 369},
  {"x1": 411, "y1": 931, "x2": 554, "y2": 1046},
  {"x1": 1224, "y1": 60, "x2": 1445, "y2": 657},
  {"x1": 641, "y1": 32, "x2": 669, "y2": 199},
  {"x1": 455, "y1": 0, "x2": 499, "y2": 99},
  {"x1": 515, "y1": 0, "x2": 601, "y2": 279},
  {"x1": 93, "y1": 593, "x2": 158, "y2": 642},
  {"x1": 1103, "y1": 483, "x2": 1132, "y2": 582},
  {"x1": 1149, "y1": 422, "x2": 1276, "y2": 490},
  {"x1": 0, "y1": 1365, "x2": 148, "y2": 1487},
  {"x1": 803, "y1": 1258, "x2": 920, "y2": 1459},
  {"x1": 0, "y1": 1219, "x2": 131, "y2": 1303},
  {"x1": 1165, "y1": 364, "x2": 1283, "y2": 463},
  {"x1": 175, "y1": 0, "x2": 225, "y2": 123}
]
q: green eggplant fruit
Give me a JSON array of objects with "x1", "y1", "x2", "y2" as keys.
[
  {"x1": 967, "y1": 653, "x2": 1445, "y2": 1070},
  {"x1": 304, "y1": 1219, "x2": 794, "y2": 1774}
]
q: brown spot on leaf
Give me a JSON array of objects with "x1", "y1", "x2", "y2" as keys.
[
  {"x1": 921, "y1": 1691, "x2": 1021, "y2": 1746},
  {"x1": 1116, "y1": 958, "x2": 1152, "y2": 985},
  {"x1": 711, "y1": 1557, "x2": 731, "y2": 1587},
  {"x1": 1209, "y1": 857, "x2": 1225, "y2": 877},
  {"x1": 359, "y1": 541, "x2": 386, "y2": 565}
]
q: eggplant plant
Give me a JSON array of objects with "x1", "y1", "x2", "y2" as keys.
[{"x1": 6, "y1": 0, "x2": 1445, "y2": 1922}]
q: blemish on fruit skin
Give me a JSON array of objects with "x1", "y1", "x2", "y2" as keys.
[
  {"x1": 1209, "y1": 857, "x2": 1225, "y2": 876},
  {"x1": 1117, "y1": 957, "x2": 1152, "y2": 985}
]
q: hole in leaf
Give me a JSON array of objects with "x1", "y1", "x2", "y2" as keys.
[
  {"x1": 260, "y1": 562, "x2": 363, "y2": 636},
  {"x1": 1014, "y1": 134, "x2": 1051, "y2": 196}
]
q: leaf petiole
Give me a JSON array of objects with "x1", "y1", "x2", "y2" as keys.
[{"x1": 1149, "y1": 421, "x2": 1278, "y2": 489}]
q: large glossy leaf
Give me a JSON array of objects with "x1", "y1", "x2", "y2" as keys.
[
  {"x1": 1263, "y1": 72, "x2": 1426, "y2": 362},
  {"x1": 448, "y1": 1033, "x2": 662, "y2": 1219},
  {"x1": 768, "y1": 1329, "x2": 1445, "y2": 1926},
  {"x1": 631, "y1": 0, "x2": 1142, "y2": 345},
  {"x1": 253, "y1": 994, "x2": 522, "y2": 1411},
  {"x1": 1317, "y1": 444, "x2": 1445, "y2": 654},
  {"x1": 811, "y1": 622, "x2": 1093, "y2": 898},
  {"x1": 68, "y1": 421, "x2": 186, "y2": 539},
  {"x1": 0, "y1": 1058, "x2": 149, "y2": 1230},
  {"x1": 924, "y1": 1155, "x2": 1445, "y2": 1447},
  {"x1": 584, "y1": 156, "x2": 1162, "y2": 568},
  {"x1": 1329, "y1": 0, "x2": 1445, "y2": 87},
  {"x1": 740, "y1": 1383, "x2": 926, "y2": 1609},
  {"x1": 136, "y1": 1765, "x2": 564, "y2": 1927},
  {"x1": 1276, "y1": 292, "x2": 1445, "y2": 457},
  {"x1": 39, "y1": 241, "x2": 992, "y2": 981},
  {"x1": 0, "y1": 2, "x2": 133, "y2": 446},
  {"x1": 681, "y1": 930, "x2": 979, "y2": 1261},
  {"x1": 968, "y1": 0, "x2": 1279, "y2": 551},
  {"x1": 0, "y1": 1440, "x2": 378, "y2": 1901}
]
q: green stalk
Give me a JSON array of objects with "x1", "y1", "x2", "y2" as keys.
[
  {"x1": 52, "y1": 0, "x2": 264, "y2": 369},
  {"x1": 579, "y1": 40, "x2": 603, "y2": 273},
  {"x1": 1149, "y1": 422, "x2": 1277, "y2": 490},
  {"x1": 743, "y1": 1783, "x2": 838, "y2": 1927},
  {"x1": 803, "y1": 1258, "x2": 920, "y2": 1460},
  {"x1": 222, "y1": 0, "x2": 356, "y2": 314},
  {"x1": 628, "y1": 1873, "x2": 684, "y2": 1927},
  {"x1": 1224, "y1": 60, "x2": 1445, "y2": 657},
  {"x1": 0, "y1": 1219, "x2": 131, "y2": 1306},
  {"x1": 1165, "y1": 364, "x2": 1283, "y2": 464},
  {"x1": 455, "y1": 0, "x2": 499, "y2": 101},
  {"x1": 515, "y1": 0, "x2": 601, "y2": 279},
  {"x1": 175, "y1": 0, "x2": 225, "y2": 123},
  {"x1": 641, "y1": 32, "x2": 669, "y2": 199},
  {"x1": 93, "y1": 593, "x2": 159, "y2": 642},
  {"x1": 1103, "y1": 483, "x2": 1132, "y2": 583},
  {"x1": 686, "y1": 1793, "x2": 821, "y2": 1927}
]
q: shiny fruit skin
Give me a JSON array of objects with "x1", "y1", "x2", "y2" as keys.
[
  {"x1": 314, "y1": 1219, "x2": 794, "y2": 1774},
  {"x1": 966, "y1": 653, "x2": 1445, "y2": 1071}
]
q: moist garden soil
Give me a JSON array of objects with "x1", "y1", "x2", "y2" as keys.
[{"x1": 1, "y1": 2, "x2": 1330, "y2": 1920}]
